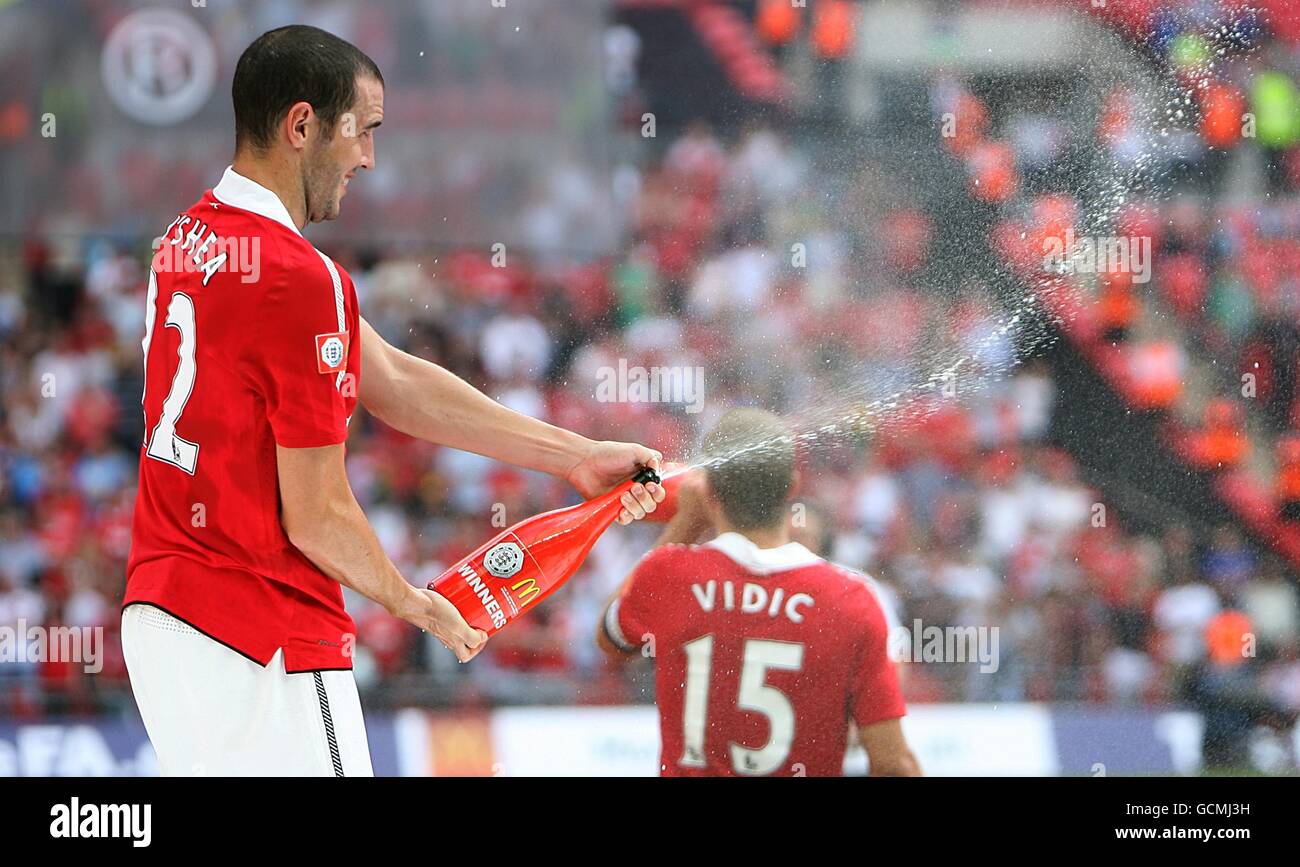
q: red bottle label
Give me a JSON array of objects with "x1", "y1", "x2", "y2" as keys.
[
  {"x1": 428, "y1": 468, "x2": 658, "y2": 637},
  {"x1": 432, "y1": 532, "x2": 551, "y2": 634}
]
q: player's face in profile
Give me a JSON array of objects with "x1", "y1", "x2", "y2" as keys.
[{"x1": 304, "y1": 74, "x2": 383, "y2": 223}]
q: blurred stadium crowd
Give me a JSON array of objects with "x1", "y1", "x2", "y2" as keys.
[{"x1": 0, "y1": 0, "x2": 1298, "y2": 770}]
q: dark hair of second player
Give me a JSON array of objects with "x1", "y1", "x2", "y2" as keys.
[{"x1": 700, "y1": 408, "x2": 797, "y2": 531}]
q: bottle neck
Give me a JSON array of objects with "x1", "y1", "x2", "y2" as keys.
[
  {"x1": 587, "y1": 475, "x2": 648, "y2": 524},
  {"x1": 592, "y1": 479, "x2": 636, "y2": 516},
  {"x1": 571, "y1": 468, "x2": 658, "y2": 525}
]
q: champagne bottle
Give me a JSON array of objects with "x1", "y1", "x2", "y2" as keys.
[{"x1": 427, "y1": 466, "x2": 662, "y2": 636}]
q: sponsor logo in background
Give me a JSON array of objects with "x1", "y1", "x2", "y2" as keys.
[
  {"x1": 101, "y1": 8, "x2": 217, "y2": 126},
  {"x1": 424, "y1": 713, "x2": 497, "y2": 777}
]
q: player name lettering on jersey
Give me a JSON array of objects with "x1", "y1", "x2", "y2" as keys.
[
  {"x1": 457, "y1": 562, "x2": 508, "y2": 629},
  {"x1": 152, "y1": 213, "x2": 261, "y2": 286},
  {"x1": 690, "y1": 580, "x2": 814, "y2": 623}
]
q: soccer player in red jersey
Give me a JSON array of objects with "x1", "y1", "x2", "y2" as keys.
[
  {"x1": 599, "y1": 409, "x2": 920, "y2": 776},
  {"x1": 123, "y1": 25, "x2": 664, "y2": 776}
]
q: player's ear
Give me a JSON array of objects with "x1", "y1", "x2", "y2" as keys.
[{"x1": 284, "y1": 101, "x2": 314, "y2": 151}]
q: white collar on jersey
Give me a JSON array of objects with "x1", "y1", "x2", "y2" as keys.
[
  {"x1": 703, "y1": 531, "x2": 822, "y2": 575},
  {"x1": 211, "y1": 166, "x2": 304, "y2": 237}
]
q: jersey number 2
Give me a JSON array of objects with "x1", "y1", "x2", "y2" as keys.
[
  {"x1": 680, "y1": 636, "x2": 805, "y2": 775},
  {"x1": 141, "y1": 271, "x2": 200, "y2": 474}
]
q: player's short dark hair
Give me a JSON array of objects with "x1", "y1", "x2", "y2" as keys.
[
  {"x1": 232, "y1": 25, "x2": 384, "y2": 152},
  {"x1": 701, "y1": 408, "x2": 796, "y2": 531}
]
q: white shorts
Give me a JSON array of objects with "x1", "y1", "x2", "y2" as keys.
[{"x1": 121, "y1": 603, "x2": 373, "y2": 777}]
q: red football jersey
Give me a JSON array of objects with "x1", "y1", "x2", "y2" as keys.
[
  {"x1": 124, "y1": 167, "x2": 361, "y2": 672},
  {"x1": 608, "y1": 532, "x2": 905, "y2": 776}
]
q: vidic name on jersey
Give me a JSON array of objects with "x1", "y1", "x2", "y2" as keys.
[{"x1": 691, "y1": 580, "x2": 814, "y2": 623}]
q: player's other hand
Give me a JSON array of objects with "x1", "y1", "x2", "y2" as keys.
[
  {"x1": 668, "y1": 468, "x2": 714, "y2": 538},
  {"x1": 564, "y1": 439, "x2": 665, "y2": 525},
  {"x1": 674, "y1": 469, "x2": 710, "y2": 521},
  {"x1": 398, "y1": 587, "x2": 489, "y2": 662}
]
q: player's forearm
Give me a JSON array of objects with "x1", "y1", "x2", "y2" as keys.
[
  {"x1": 868, "y1": 749, "x2": 923, "y2": 777},
  {"x1": 285, "y1": 495, "x2": 420, "y2": 620},
  {"x1": 858, "y1": 719, "x2": 923, "y2": 776},
  {"x1": 369, "y1": 349, "x2": 590, "y2": 477}
]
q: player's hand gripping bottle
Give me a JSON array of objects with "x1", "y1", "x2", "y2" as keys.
[
  {"x1": 639, "y1": 463, "x2": 690, "y2": 523},
  {"x1": 427, "y1": 466, "x2": 661, "y2": 636}
]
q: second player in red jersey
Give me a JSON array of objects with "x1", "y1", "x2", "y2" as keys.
[{"x1": 600, "y1": 409, "x2": 921, "y2": 777}]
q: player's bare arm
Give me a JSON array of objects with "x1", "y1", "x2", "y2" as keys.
[
  {"x1": 358, "y1": 317, "x2": 664, "y2": 525},
  {"x1": 277, "y1": 442, "x2": 487, "y2": 662},
  {"x1": 858, "y1": 718, "x2": 923, "y2": 777}
]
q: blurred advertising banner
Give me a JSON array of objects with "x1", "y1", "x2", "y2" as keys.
[
  {"x1": 390, "y1": 707, "x2": 659, "y2": 777},
  {"x1": 396, "y1": 704, "x2": 1216, "y2": 777},
  {"x1": 0, "y1": 706, "x2": 1255, "y2": 776},
  {"x1": 0, "y1": 719, "x2": 157, "y2": 777},
  {"x1": 0, "y1": 0, "x2": 622, "y2": 254},
  {"x1": 0, "y1": 715, "x2": 403, "y2": 776},
  {"x1": 492, "y1": 706, "x2": 661, "y2": 776},
  {"x1": 873, "y1": 704, "x2": 1060, "y2": 777}
]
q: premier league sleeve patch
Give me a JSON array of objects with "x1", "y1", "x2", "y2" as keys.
[{"x1": 315, "y1": 332, "x2": 349, "y2": 374}]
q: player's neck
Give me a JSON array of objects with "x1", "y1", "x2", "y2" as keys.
[
  {"x1": 230, "y1": 152, "x2": 308, "y2": 231},
  {"x1": 719, "y1": 524, "x2": 790, "y2": 550}
]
